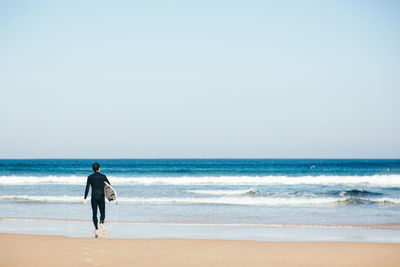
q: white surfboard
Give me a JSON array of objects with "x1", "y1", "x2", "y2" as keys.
[{"x1": 104, "y1": 182, "x2": 117, "y2": 202}]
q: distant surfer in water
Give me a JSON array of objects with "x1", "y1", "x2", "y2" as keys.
[{"x1": 83, "y1": 162, "x2": 111, "y2": 238}]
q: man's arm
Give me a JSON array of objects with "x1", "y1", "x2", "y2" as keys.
[{"x1": 84, "y1": 177, "x2": 90, "y2": 199}]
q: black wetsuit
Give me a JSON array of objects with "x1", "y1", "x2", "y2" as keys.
[{"x1": 84, "y1": 172, "x2": 110, "y2": 230}]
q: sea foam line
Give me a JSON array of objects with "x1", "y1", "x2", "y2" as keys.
[
  {"x1": 186, "y1": 189, "x2": 256, "y2": 196},
  {"x1": 1, "y1": 195, "x2": 399, "y2": 206},
  {"x1": 1, "y1": 175, "x2": 400, "y2": 186}
]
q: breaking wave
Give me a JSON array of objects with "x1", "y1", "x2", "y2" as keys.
[
  {"x1": 1, "y1": 175, "x2": 400, "y2": 186},
  {"x1": 336, "y1": 189, "x2": 383, "y2": 197}
]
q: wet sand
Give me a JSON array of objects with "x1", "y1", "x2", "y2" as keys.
[{"x1": 1, "y1": 233, "x2": 399, "y2": 266}]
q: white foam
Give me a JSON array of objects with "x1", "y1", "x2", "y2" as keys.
[
  {"x1": 116, "y1": 196, "x2": 341, "y2": 206},
  {"x1": 0, "y1": 195, "x2": 82, "y2": 203},
  {"x1": 0, "y1": 175, "x2": 85, "y2": 185},
  {"x1": 1, "y1": 195, "x2": 399, "y2": 206},
  {"x1": 186, "y1": 189, "x2": 256, "y2": 196},
  {"x1": 1, "y1": 174, "x2": 400, "y2": 186}
]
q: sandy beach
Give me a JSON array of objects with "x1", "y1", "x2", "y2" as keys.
[{"x1": 1, "y1": 233, "x2": 399, "y2": 267}]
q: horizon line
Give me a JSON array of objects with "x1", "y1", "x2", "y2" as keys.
[{"x1": 0, "y1": 157, "x2": 399, "y2": 160}]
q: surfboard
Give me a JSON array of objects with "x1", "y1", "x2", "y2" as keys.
[{"x1": 104, "y1": 181, "x2": 117, "y2": 202}]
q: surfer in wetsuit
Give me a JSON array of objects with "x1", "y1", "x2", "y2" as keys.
[{"x1": 83, "y1": 162, "x2": 110, "y2": 238}]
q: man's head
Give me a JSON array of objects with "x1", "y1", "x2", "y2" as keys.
[{"x1": 92, "y1": 162, "x2": 100, "y2": 172}]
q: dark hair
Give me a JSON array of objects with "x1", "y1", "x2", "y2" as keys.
[{"x1": 92, "y1": 162, "x2": 100, "y2": 172}]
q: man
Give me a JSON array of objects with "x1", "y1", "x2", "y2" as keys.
[{"x1": 83, "y1": 162, "x2": 110, "y2": 238}]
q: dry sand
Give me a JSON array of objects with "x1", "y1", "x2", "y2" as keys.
[{"x1": 1, "y1": 233, "x2": 399, "y2": 266}]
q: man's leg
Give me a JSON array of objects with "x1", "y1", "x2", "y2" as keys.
[
  {"x1": 91, "y1": 198, "x2": 99, "y2": 230},
  {"x1": 99, "y1": 198, "x2": 106, "y2": 232}
]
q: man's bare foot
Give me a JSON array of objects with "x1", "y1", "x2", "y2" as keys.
[
  {"x1": 99, "y1": 223, "x2": 106, "y2": 233},
  {"x1": 93, "y1": 230, "x2": 98, "y2": 238}
]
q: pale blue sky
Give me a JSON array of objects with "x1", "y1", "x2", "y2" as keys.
[{"x1": 0, "y1": 0, "x2": 399, "y2": 158}]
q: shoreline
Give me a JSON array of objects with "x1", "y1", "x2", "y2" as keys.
[
  {"x1": 1, "y1": 216, "x2": 400, "y2": 229},
  {"x1": 1, "y1": 233, "x2": 400, "y2": 266}
]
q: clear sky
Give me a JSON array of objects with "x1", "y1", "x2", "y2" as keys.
[{"x1": 0, "y1": 0, "x2": 399, "y2": 158}]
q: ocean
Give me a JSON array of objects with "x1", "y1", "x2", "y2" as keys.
[{"x1": 0, "y1": 159, "x2": 399, "y2": 228}]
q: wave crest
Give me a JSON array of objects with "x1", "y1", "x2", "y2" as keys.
[
  {"x1": 337, "y1": 189, "x2": 382, "y2": 197},
  {"x1": 1, "y1": 174, "x2": 400, "y2": 186}
]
